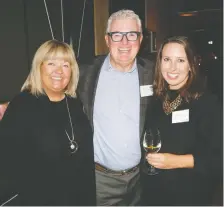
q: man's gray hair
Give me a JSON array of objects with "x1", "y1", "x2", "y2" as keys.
[{"x1": 106, "y1": 9, "x2": 142, "y2": 33}]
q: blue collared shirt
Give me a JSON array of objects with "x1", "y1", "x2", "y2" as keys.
[{"x1": 93, "y1": 55, "x2": 141, "y2": 170}]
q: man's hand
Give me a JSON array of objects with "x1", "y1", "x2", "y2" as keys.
[{"x1": 0, "y1": 103, "x2": 8, "y2": 121}]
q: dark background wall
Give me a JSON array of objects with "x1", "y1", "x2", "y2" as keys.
[
  {"x1": 0, "y1": 0, "x2": 28, "y2": 103},
  {"x1": 23, "y1": 0, "x2": 95, "y2": 64},
  {"x1": 0, "y1": 0, "x2": 95, "y2": 103},
  {"x1": 0, "y1": 0, "x2": 223, "y2": 105},
  {"x1": 109, "y1": 0, "x2": 145, "y2": 27}
]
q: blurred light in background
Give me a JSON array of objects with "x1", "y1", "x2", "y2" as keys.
[{"x1": 178, "y1": 11, "x2": 198, "y2": 16}]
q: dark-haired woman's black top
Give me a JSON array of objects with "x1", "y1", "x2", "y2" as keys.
[
  {"x1": 141, "y1": 91, "x2": 222, "y2": 206},
  {"x1": 0, "y1": 91, "x2": 96, "y2": 206}
]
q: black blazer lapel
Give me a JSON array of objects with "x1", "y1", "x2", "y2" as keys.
[
  {"x1": 137, "y1": 57, "x2": 154, "y2": 138},
  {"x1": 78, "y1": 56, "x2": 106, "y2": 127}
]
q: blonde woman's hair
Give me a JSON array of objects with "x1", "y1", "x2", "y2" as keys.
[
  {"x1": 21, "y1": 39, "x2": 79, "y2": 97},
  {"x1": 106, "y1": 9, "x2": 142, "y2": 33}
]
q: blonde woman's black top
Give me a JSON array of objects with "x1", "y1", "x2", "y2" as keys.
[{"x1": 0, "y1": 91, "x2": 96, "y2": 206}]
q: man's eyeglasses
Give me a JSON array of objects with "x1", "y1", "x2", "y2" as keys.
[{"x1": 107, "y1": 31, "x2": 141, "y2": 42}]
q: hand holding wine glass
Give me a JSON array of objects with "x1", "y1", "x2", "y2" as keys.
[{"x1": 143, "y1": 128, "x2": 161, "y2": 175}]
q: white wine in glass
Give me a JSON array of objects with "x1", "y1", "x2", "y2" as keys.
[{"x1": 143, "y1": 128, "x2": 161, "y2": 175}]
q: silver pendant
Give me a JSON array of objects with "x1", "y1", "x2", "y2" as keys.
[{"x1": 70, "y1": 140, "x2": 78, "y2": 153}]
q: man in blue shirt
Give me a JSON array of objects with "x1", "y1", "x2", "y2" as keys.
[{"x1": 78, "y1": 9, "x2": 154, "y2": 206}]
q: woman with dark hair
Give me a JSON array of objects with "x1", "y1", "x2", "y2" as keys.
[{"x1": 141, "y1": 36, "x2": 222, "y2": 206}]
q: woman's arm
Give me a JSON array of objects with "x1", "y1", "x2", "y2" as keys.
[
  {"x1": 192, "y1": 94, "x2": 222, "y2": 177},
  {"x1": 0, "y1": 93, "x2": 30, "y2": 199},
  {"x1": 147, "y1": 93, "x2": 222, "y2": 176},
  {"x1": 146, "y1": 153, "x2": 194, "y2": 169}
]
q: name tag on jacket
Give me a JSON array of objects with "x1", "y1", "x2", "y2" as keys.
[
  {"x1": 140, "y1": 85, "x2": 153, "y2": 97},
  {"x1": 172, "y1": 109, "x2": 189, "y2": 123}
]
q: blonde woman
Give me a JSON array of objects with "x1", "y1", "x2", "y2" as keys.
[{"x1": 0, "y1": 40, "x2": 96, "y2": 206}]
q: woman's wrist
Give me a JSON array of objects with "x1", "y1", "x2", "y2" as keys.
[{"x1": 176, "y1": 154, "x2": 194, "y2": 168}]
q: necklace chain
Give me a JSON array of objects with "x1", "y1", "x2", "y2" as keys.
[
  {"x1": 163, "y1": 94, "x2": 182, "y2": 115},
  {"x1": 65, "y1": 96, "x2": 74, "y2": 142},
  {"x1": 65, "y1": 96, "x2": 78, "y2": 153}
]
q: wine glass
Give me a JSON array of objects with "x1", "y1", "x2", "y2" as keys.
[{"x1": 142, "y1": 128, "x2": 161, "y2": 175}]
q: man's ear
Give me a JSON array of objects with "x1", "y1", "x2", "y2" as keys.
[
  {"x1": 140, "y1": 34, "x2": 143, "y2": 44},
  {"x1": 105, "y1": 35, "x2": 109, "y2": 47}
]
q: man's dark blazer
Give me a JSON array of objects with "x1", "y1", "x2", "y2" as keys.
[{"x1": 77, "y1": 55, "x2": 154, "y2": 139}]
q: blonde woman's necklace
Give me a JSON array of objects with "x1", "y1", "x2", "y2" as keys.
[{"x1": 65, "y1": 96, "x2": 78, "y2": 153}]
